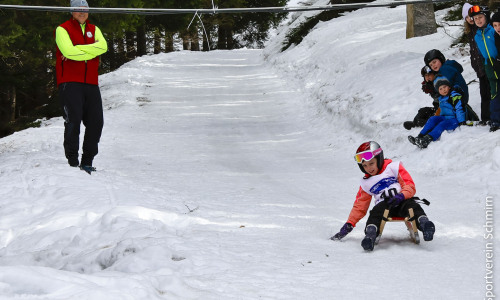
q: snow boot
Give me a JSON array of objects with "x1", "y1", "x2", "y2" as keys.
[
  {"x1": 418, "y1": 216, "x2": 435, "y2": 241},
  {"x1": 408, "y1": 135, "x2": 417, "y2": 145},
  {"x1": 79, "y1": 165, "x2": 96, "y2": 175},
  {"x1": 403, "y1": 121, "x2": 414, "y2": 130},
  {"x1": 361, "y1": 224, "x2": 377, "y2": 251},
  {"x1": 415, "y1": 134, "x2": 432, "y2": 149}
]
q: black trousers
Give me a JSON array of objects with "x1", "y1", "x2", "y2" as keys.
[
  {"x1": 412, "y1": 107, "x2": 436, "y2": 127},
  {"x1": 59, "y1": 82, "x2": 104, "y2": 166},
  {"x1": 479, "y1": 74, "x2": 491, "y2": 122},
  {"x1": 365, "y1": 198, "x2": 427, "y2": 234}
]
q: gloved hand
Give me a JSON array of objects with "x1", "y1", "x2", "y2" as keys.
[
  {"x1": 385, "y1": 193, "x2": 405, "y2": 208},
  {"x1": 451, "y1": 86, "x2": 464, "y2": 96},
  {"x1": 421, "y1": 81, "x2": 434, "y2": 94},
  {"x1": 331, "y1": 222, "x2": 354, "y2": 240}
]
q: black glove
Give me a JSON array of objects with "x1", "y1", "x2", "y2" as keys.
[
  {"x1": 452, "y1": 86, "x2": 464, "y2": 96},
  {"x1": 421, "y1": 81, "x2": 434, "y2": 94}
]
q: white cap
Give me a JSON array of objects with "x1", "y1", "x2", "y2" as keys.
[{"x1": 462, "y1": 3, "x2": 473, "y2": 20}]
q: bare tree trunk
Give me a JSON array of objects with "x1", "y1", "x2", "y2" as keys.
[
  {"x1": 191, "y1": 29, "x2": 200, "y2": 51},
  {"x1": 181, "y1": 31, "x2": 191, "y2": 50},
  {"x1": 125, "y1": 31, "x2": 136, "y2": 60},
  {"x1": 137, "y1": 24, "x2": 147, "y2": 56},
  {"x1": 10, "y1": 85, "x2": 16, "y2": 121},
  {"x1": 164, "y1": 32, "x2": 174, "y2": 53},
  {"x1": 154, "y1": 29, "x2": 162, "y2": 54},
  {"x1": 226, "y1": 29, "x2": 234, "y2": 50},
  {"x1": 406, "y1": 4, "x2": 437, "y2": 39},
  {"x1": 202, "y1": 29, "x2": 211, "y2": 51},
  {"x1": 217, "y1": 26, "x2": 226, "y2": 49}
]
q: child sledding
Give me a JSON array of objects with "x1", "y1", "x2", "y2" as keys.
[{"x1": 330, "y1": 141, "x2": 435, "y2": 251}]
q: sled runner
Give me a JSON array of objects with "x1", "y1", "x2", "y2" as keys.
[{"x1": 375, "y1": 208, "x2": 420, "y2": 245}]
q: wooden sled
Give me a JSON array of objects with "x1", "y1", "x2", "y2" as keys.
[{"x1": 375, "y1": 208, "x2": 420, "y2": 245}]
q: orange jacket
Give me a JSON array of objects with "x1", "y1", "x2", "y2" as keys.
[{"x1": 347, "y1": 159, "x2": 416, "y2": 226}]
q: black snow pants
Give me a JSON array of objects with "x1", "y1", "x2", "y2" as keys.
[
  {"x1": 412, "y1": 107, "x2": 436, "y2": 127},
  {"x1": 59, "y1": 82, "x2": 104, "y2": 166},
  {"x1": 365, "y1": 198, "x2": 427, "y2": 235}
]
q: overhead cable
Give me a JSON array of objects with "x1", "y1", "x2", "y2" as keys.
[{"x1": 0, "y1": 0, "x2": 456, "y2": 15}]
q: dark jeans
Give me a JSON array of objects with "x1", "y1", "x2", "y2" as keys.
[
  {"x1": 365, "y1": 198, "x2": 427, "y2": 234},
  {"x1": 59, "y1": 82, "x2": 104, "y2": 166}
]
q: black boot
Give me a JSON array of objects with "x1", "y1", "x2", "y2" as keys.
[
  {"x1": 403, "y1": 121, "x2": 414, "y2": 130},
  {"x1": 418, "y1": 216, "x2": 435, "y2": 241},
  {"x1": 361, "y1": 224, "x2": 377, "y2": 251},
  {"x1": 415, "y1": 135, "x2": 433, "y2": 149}
]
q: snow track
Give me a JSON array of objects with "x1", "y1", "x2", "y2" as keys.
[{"x1": 0, "y1": 49, "x2": 496, "y2": 299}]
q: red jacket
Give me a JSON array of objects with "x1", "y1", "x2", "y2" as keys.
[{"x1": 55, "y1": 18, "x2": 99, "y2": 86}]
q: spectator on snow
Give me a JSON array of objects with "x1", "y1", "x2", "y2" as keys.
[
  {"x1": 330, "y1": 141, "x2": 435, "y2": 251},
  {"x1": 469, "y1": 5, "x2": 500, "y2": 132},
  {"x1": 408, "y1": 76, "x2": 466, "y2": 149},
  {"x1": 424, "y1": 49, "x2": 469, "y2": 105},
  {"x1": 403, "y1": 66, "x2": 440, "y2": 130},
  {"x1": 463, "y1": 3, "x2": 490, "y2": 126},
  {"x1": 55, "y1": 0, "x2": 108, "y2": 174}
]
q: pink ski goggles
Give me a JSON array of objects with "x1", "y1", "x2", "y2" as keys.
[{"x1": 354, "y1": 148, "x2": 382, "y2": 163}]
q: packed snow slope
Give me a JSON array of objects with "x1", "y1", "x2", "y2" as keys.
[{"x1": 0, "y1": 3, "x2": 498, "y2": 300}]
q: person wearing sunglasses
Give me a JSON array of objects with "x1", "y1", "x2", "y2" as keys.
[
  {"x1": 330, "y1": 141, "x2": 435, "y2": 251},
  {"x1": 469, "y1": 5, "x2": 500, "y2": 132},
  {"x1": 463, "y1": 3, "x2": 490, "y2": 127}
]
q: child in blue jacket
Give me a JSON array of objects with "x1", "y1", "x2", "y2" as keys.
[
  {"x1": 424, "y1": 49, "x2": 469, "y2": 105},
  {"x1": 408, "y1": 76, "x2": 466, "y2": 148},
  {"x1": 469, "y1": 5, "x2": 500, "y2": 132}
]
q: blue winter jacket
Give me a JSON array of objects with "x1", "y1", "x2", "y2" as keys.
[
  {"x1": 475, "y1": 24, "x2": 498, "y2": 64},
  {"x1": 438, "y1": 90, "x2": 466, "y2": 123},
  {"x1": 437, "y1": 60, "x2": 468, "y2": 99}
]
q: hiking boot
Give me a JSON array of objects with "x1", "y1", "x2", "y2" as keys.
[
  {"x1": 478, "y1": 120, "x2": 488, "y2": 126},
  {"x1": 403, "y1": 121, "x2": 414, "y2": 130},
  {"x1": 408, "y1": 135, "x2": 417, "y2": 145},
  {"x1": 418, "y1": 216, "x2": 435, "y2": 241},
  {"x1": 490, "y1": 125, "x2": 499, "y2": 132},
  {"x1": 415, "y1": 135, "x2": 433, "y2": 149},
  {"x1": 361, "y1": 224, "x2": 377, "y2": 251},
  {"x1": 79, "y1": 165, "x2": 96, "y2": 175}
]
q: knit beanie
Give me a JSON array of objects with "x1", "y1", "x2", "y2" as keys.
[
  {"x1": 433, "y1": 76, "x2": 452, "y2": 90},
  {"x1": 492, "y1": 12, "x2": 500, "y2": 23},
  {"x1": 462, "y1": 3, "x2": 473, "y2": 20},
  {"x1": 71, "y1": 0, "x2": 89, "y2": 8}
]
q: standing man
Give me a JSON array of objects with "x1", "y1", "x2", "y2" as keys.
[{"x1": 55, "y1": 0, "x2": 108, "y2": 174}]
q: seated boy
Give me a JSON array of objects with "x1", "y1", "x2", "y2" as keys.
[{"x1": 408, "y1": 76, "x2": 466, "y2": 149}]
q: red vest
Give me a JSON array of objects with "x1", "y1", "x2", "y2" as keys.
[{"x1": 55, "y1": 18, "x2": 100, "y2": 86}]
